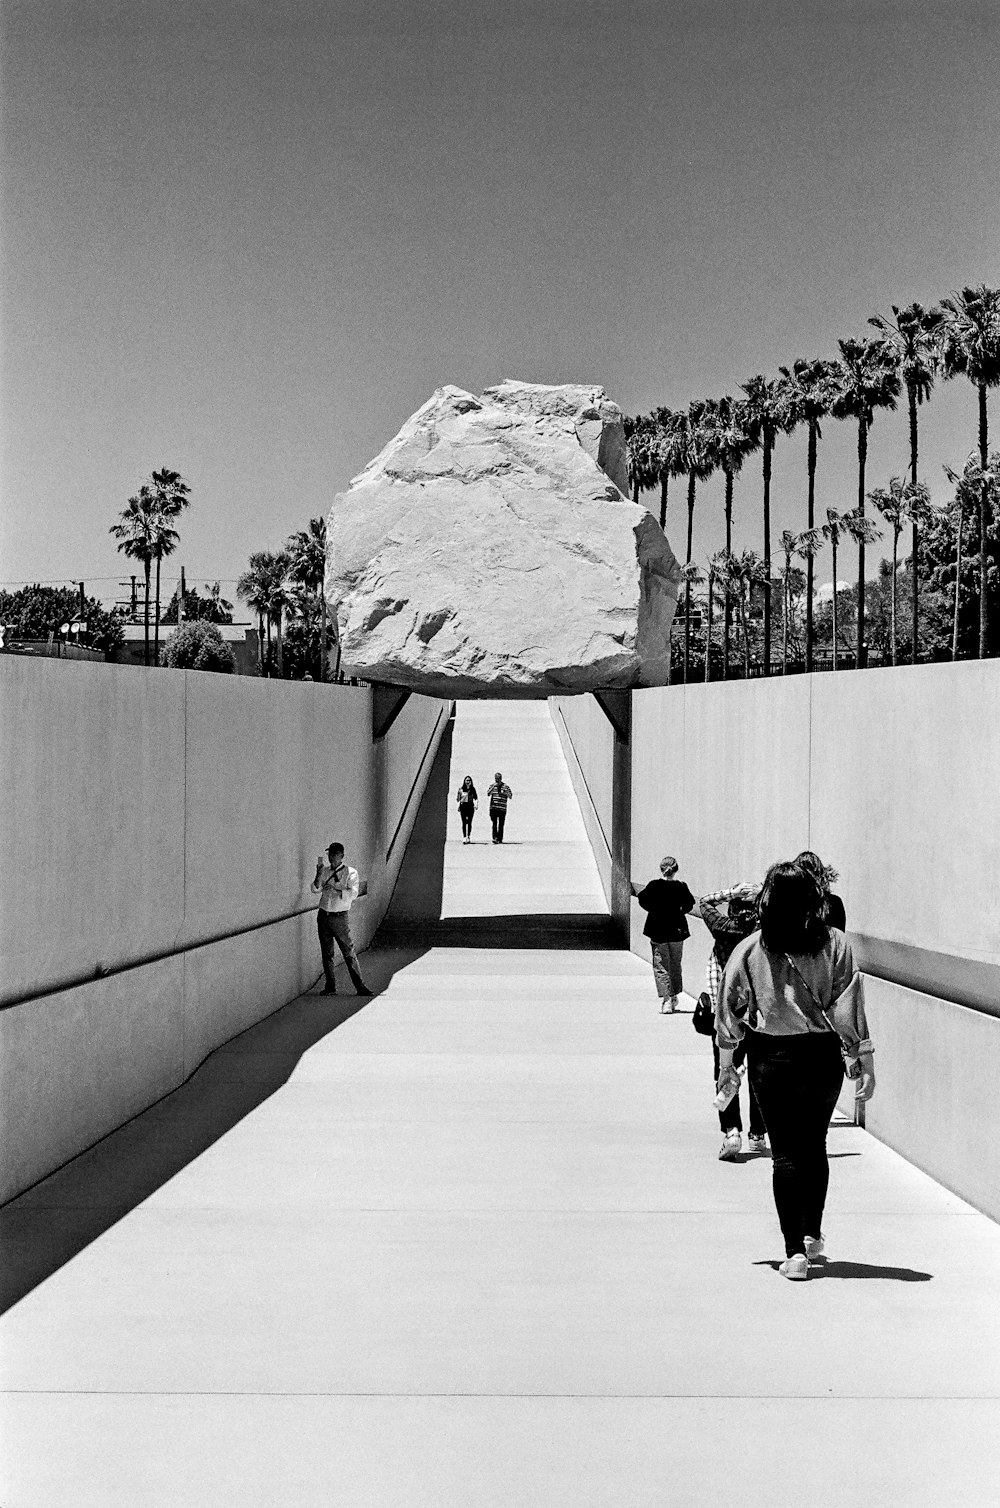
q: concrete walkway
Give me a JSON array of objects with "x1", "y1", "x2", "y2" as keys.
[{"x1": 2, "y1": 702, "x2": 999, "y2": 1505}]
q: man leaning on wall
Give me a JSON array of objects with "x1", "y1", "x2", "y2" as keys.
[{"x1": 311, "y1": 842, "x2": 372, "y2": 996}]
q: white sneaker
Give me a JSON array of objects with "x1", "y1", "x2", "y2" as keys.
[
  {"x1": 779, "y1": 1253, "x2": 809, "y2": 1280},
  {"x1": 659, "y1": 996, "x2": 676, "y2": 1014},
  {"x1": 718, "y1": 1130, "x2": 742, "y2": 1161},
  {"x1": 804, "y1": 1234, "x2": 825, "y2": 1260}
]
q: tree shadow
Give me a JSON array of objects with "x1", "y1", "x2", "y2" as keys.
[{"x1": 754, "y1": 1259, "x2": 933, "y2": 1281}]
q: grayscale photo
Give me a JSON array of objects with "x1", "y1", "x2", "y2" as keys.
[{"x1": 1, "y1": 1, "x2": 998, "y2": 1502}]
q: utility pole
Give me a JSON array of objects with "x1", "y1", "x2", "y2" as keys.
[
  {"x1": 78, "y1": 581, "x2": 86, "y2": 622},
  {"x1": 179, "y1": 566, "x2": 186, "y2": 626}
]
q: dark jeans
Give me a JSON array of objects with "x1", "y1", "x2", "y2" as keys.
[
  {"x1": 748, "y1": 1032, "x2": 845, "y2": 1257},
  {"x1": 490, "y1": 806, "x2": 507, "y2": 842},
  {"x1": 317, "y1": 909, "x2": 368, "y2": 993},
  {"x1": 651, "y1": 940, "x2": 683, "y2": 999},
  {"x1": 712, "y1": 1036, "x2": 766, "y2": 1136},
  {"x1": 459, "y1": 804, "x2": 475, "y2": 838}
]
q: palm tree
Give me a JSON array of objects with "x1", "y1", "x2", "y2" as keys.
[
  {"x1": 740, "y1": 375, "x2": 795, "y2": 677},
  {"x1": 147, "y1": 469, "x2": 191, "y2": 665},
  {"x1": 703, "y1": 552, "x2": 728, "y2": 682},
  {"x1": 150, "y1": 514, "x2": 180, "y2": 664},
  {"x1": 109, "y1": 489, "x2": 155, "y2": 665},
  {"x1": 821, "y1": 508, "x2": 883, "y2": 670},
  {"x1": 625, "y1": 414, "x2": 657, "y2": 505},
  {"x1": 718, "y1": 549, "x2": 768, "y2": 677},
  {"x1": 941, "y1": 285, "x2": 1000, "y2": 657},
  {"x1": 236, "y1": 552, "x2": 274, "y2": 675},
  {"x1": 265, "y1": 551, "x2": 292, "y2": 677},
  {"x1": 870, "y1": 478, "x2": 930, "y2": 666},
  {"x1": 942, "y1": 454, "x2": 998, "y2": 661},
  {"x1": 777, "y1": 528, "x2": 820, "y2": 674},
  {"x1": 868, "y1": 303, "x2": 944, "y2": 660},
  {"x1": 705, "y1": 396, "x2": 756, "y2": 679},
  {"x1": 652, "y1": 407, "x2": 685, "y2": 532},
  {"x1": 779, "y1": 357, "x2": 840, "y2": 672},
  {"x1": 676, "y1": 401, "x2": 717, "y2": 682},
  {"x1": 831, "y1": 338, "x2": 901, "y2": 666},
  {"x1": 287, "y1": 517, "x2": 329, "y2": 679}
]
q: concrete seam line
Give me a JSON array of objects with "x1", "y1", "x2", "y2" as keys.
[
  {"x1": 385, "y1": 702, "x2": 449, "y2": 862},
  {"x1": 0, "y1": 906, "x2": 320, "y2": 1012},
  {"x1": 552, "y1": 704, "x2": 611, "y2": 859}
]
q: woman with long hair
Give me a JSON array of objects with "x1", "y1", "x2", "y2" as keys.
[
  {"x1": 456, "y1": 775, "x2": 478, "y2": 844},
  {"x1": 716, "y1": 861, "x2": 875, "y2": 1279}
]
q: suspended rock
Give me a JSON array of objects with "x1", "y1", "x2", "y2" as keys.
[{"x1": 326, "y1": 381, "x2": 682, "y2": 696}]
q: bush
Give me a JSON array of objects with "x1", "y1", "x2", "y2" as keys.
[{"x1": 161, "y1": 621, "x2": 236, "y2": 673}]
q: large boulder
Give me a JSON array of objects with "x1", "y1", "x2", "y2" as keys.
[{"x1": 326, "y1": 381, "x2": 683, "y2": 696}]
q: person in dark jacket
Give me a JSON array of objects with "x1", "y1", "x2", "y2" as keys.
[
  {"x1": 697, "y1": 886, "x2": 766, "y2": 1159},
  {"x1": 795, "y1": 851, "x2": 846, "y2": 932},
  {"x1": 631, "y1": 857, "x2": 695, "y2": 1013}
]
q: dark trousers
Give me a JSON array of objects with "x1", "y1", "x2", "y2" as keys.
[
  {"x1": 651, "y1": 940, "x2": 683, "y2": 999},
  {"x1": 317, "y1": 909, "x2": 367, "y2": 993},
  {"x1": 748, "y1": 1032, "x2": 844, "y2": 1257},
  {"x1": 459, "y1": 804, "x2": 475, "y2": 837},
  {"x1": 712, "y1": 1036, "x2": 766, "y2": 1136},
  {"x1": 490, "y1": 806, "x2": 507, "y2": 842}
]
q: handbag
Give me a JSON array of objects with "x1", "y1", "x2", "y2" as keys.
[
  {"x1": 783, "y1": 953, "x2": 861, "y2": 1078},
  {"x1": 692, "y1": 991, "x2": 715, "y2": 1036}
]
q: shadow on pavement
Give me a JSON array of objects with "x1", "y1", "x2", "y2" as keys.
[
  {"x1": 754, "y1": 1259, "x2": 933, "y2": 1281},
  {"x1": 0, "y1": 950, "x2": 427, "y2": 1315}
]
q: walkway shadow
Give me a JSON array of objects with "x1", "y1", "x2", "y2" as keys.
[
  {"x1": 754, "y1": 1259, "x2": 933, "y2": 1281},
  {"x1": 0, "y1": 950, "x2": 427, "y2": 1315}
]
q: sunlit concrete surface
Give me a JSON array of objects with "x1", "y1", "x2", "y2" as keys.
[{"x1": 2, "y1": 702, "x2": 999, "y2": 1506}]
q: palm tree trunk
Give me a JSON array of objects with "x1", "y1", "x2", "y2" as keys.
[
  {"x1": 143, "y1": 560, "x2": 151, "y2": 667},
  {"x1": 782, "y1": 561, "x2": 790, "y2": 674},
  {"x1": 738, "y1": 590, "x2": 751, "y2": 678},
  {"x1": 723, "y1": 474, "x2": 733, "y2": 680},
  {"x1": 890, "y1": 529, "x2": 899, "y2": 666},
  {"x1": 856, "y1": 417, "x2": 868, "y2": 668},
  {"x1": 319, "y1": 593, "x2": 328, "y2": 681},
  {"x1": 257, "y1": 612, "x2": 265, "y2": 675},
  {"x1": 154, "y1": 555, "x2": 162, "y2": 667},
  {"x1": 704, "y1": 570, "x2": 713, "y2": 682},
  {"x1": 632, "y1": 478, "x2": 640, "y2": 504},
  {"x1": 762, "y1": 438, "x2": 772, "y2": 676},
  {"x1": 953, "y1": 504, "x2": 964, "y2": 660},
  {"x1": 659, "y1": 474, "x2": 668, "y2": 531},
  {"x1": 909, "y1": 382, "x2": 920, "y2": 662},
  {"x1": 805, "y1": 420, "x2": 817, "y2": 673},
  {"x1": 275, "y1": 612, "x2": 284, "y2": 677},
  {"x1": 831, "y1": 538, "x2": 839, "y2": 672},
  {"x1": 683, "y1": 473, "x2": 696, "y2": 684},
  {"x1": 978, "y1": 383, "x2": 988, "y2": 658}
]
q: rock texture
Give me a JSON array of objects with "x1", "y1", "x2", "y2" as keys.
[{"x1": 326, "y1": 381, "x2": 683, "y2": 696}]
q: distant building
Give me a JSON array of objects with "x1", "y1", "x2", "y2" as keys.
[{"x1": 116, "y1": 623, "x2": 261, "y2": 675}]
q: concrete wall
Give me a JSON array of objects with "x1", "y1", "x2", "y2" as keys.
[
  {"x1": 0, "y1": 658, "x2": 449, "y2": 1201},
  {"x1": 550, "y1": 695, "x2": 615, "y2": 907},
  {"x1": 554, "y1": 663, "x2": 1000, "y2": 1220}
]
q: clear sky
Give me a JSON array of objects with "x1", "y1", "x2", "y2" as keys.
[{"x1": 2, "y1": 0, "x2": 998, "y2": 609}]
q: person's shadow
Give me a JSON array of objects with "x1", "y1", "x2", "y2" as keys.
[{"x1": 753, "y1": 1258, "x2": 932, "y2": 1281}]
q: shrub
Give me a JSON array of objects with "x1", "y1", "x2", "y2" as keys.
[{"x1": 161, "y1": 621, "x2": 236, "y2": 673}]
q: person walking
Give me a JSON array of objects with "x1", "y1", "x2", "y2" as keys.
[
  {"x1": 795, "y1": 850, "x2": 846, "y2": 931},
  {"x1": 716, "y1": 861, "x2": 875, "y2": 1280},
  {"x1": 487, "y1": 771, "x2": 513, "y2": 844},
  {"x1": 311, "y1": 841, "x2": 372, "y2": 996},
  {"x1": 697, "y1": 884, "x2": 767, "y2": 1160},
  {"x1": 631, "y1": 857, "x2": 695, "y2": 1012},
  {"x1": 456, "y1": 775, "x2": 478, "y2": 843}
]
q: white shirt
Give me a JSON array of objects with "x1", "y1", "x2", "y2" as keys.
[{"x1": 313, "y1": 862, "x2": 360, "y2": 913}]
